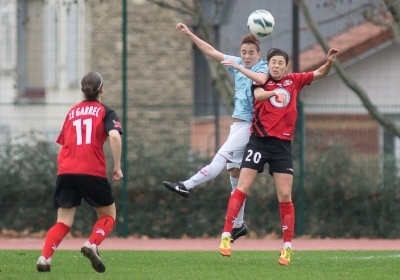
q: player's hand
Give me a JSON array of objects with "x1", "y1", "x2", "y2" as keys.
[
  {"x1": 113, "y1": 168, "x2": 123, "y2": 181},
  {"x1": 221, "y1": 59, "x2": 240, "y2": 69},
  {"x1": 327, "y1": 48, "x2": 339, "y2": 62},
  {"x1": 274, "y1": 90, "x2": 288, "y2": 106},
  {"x1": 176, "y1": 23, "x2": 191, "y2": 36}
]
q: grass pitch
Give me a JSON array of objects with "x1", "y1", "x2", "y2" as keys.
[{"x1": 0, "y1": 250, "x2": 398, "y2": 280}]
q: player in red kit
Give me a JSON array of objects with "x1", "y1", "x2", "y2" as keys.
[
  {"x1": 36, "y1": 72, "x2": 123, "y2": 273},
  {"x1": 219, "y1": 48, "x2": 339, "y2": 265}
]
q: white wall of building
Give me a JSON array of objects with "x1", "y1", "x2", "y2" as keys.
[
  {"x1": 0, "y1": 0, "x2": 89, "y2": 142},
  {"x1": 301, "y1": 42, "x2": 400, "y2": 114}
]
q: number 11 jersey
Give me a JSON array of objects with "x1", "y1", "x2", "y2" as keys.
[{"x1": 56, "y1": 100, "x2": 123, "y2": 177}]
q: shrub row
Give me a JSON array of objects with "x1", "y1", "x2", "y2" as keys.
[{"x1": 1, "y1": 133, "x2": 399, "y2": 238}]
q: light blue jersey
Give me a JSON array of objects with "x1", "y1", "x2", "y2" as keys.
[{"x1": 224, "y1": 55, "x2": 268, "y2": 121}]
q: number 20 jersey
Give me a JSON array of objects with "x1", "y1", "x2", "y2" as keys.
[{"x1": 56, "y1": 100, "x2": 123, "y2": 177}]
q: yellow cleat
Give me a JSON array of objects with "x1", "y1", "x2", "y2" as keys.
[
  {"x1": 219, "y1": 236, "x2": 232, "y2": 257},
  {"x1": 279, "y1": 247, "x2": 292, "y2": 266}
]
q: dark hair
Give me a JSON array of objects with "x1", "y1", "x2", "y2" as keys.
[
  {"x1": 81, "y1": 71, "x2": 103, "y2": 101},
  {"x1": 241, "y1": 34, "x2": 261, "y2": 52},
  {"x1": 267, "y1": 48, "x2": 289, "y2": 65}
]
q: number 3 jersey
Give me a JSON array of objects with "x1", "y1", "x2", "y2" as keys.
[
  {"x1": 56, "y1": 100, "x2": 123, "y2": 177},
  {"x1": 251, "y1": 72, "x2": 313, "y2": 140}
]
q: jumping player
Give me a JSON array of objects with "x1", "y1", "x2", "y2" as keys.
[
  {"x1": 36, "y1": 71, "x2": 123, "y2": 273},
  {"x1": 163, "y1": 22, "x2": 269, "y2": 241},
  {"x1": 219, "y1": 47, "x2": 339, "y2": 265}
]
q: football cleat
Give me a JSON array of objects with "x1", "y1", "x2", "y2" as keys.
[
  {"x1": 231, "y1": 223, "x2": 249, "y2": 243},
  {"x1": 163, "y1": 181, "x2": 190, "y2": 198}
]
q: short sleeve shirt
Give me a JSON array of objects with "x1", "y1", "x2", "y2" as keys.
[
  {"x1": 56, "y1": 100, "x2": 123, "y2": 177},
  {"x1": 224, "y1": 55, "x2": 268, "y2": 121},
  {"x1": 251, "y1": 72, "x2": 314, "y2": 140}
]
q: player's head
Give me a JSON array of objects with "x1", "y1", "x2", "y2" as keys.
[
  {"x1": 240, "y1": 34, "x2": 261, "y2": 68},
  {"x1": 267, "y1": 48, "x2": 289, "y2": 80},
  {"x1": 81, "y1": 71, "x2": 103, "y2": 101}
]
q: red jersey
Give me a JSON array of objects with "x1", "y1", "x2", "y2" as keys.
[
  {"x1": 251, "y1": 72, "x2": 314, "y2": 140},
  {"x1": 56, "y1": 100, "x2": 123, "y2": 177}
]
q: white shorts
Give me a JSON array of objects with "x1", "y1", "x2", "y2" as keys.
[{"x1": 217, "y1": 121, "x2": 251, "y2": 164}]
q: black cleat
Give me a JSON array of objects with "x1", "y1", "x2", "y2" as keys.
[
  {"x1": 231, "y1": 223, "x2": 249, "y2": 243},
  {"x1": 163, "y1": 181, "x2": 190, "y2": 198}
]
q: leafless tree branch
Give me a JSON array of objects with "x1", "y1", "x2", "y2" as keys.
[{"x1": 296, "y1": 0, "x2": 400, "y2": 138}]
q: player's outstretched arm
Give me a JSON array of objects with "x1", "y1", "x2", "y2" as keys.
[
  {"x1": 176, "y1": 23, "x2": 224, "y2": 62},
  {"x1": 221, "y1": 59, "x2": 269, "y2": 85},
  {"x1": 109, "y1": 130, "x2": 123, "y2": 181},
  {"x1": 313, "y1": 48, "x2": 339, "y2": 81}
]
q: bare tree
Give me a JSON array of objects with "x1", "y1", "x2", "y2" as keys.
[
  {"x1": 148, "y1": 0, "x2": 235, "y2": 111},
  {"x1": 150, "y1": 0, "x2": 400, "y2": 137},
  {"x1": 297, "y1": 0, "x2": 400, "y2": 138}
]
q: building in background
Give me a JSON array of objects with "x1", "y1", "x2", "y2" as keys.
[{"x1": 0, "y1": 0, "x2": 399, "y2": 165}]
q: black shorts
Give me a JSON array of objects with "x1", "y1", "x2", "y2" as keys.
[
  {"x1": 241, "y1": 135, "x2": 293, "y2": 176},
  {"x1": 54, "y1": 174, "x2": 114, "y2": 209}
]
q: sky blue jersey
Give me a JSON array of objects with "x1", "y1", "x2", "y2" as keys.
[{"x1": 224, "y1": 55, "x2": 268, "y2": 121}]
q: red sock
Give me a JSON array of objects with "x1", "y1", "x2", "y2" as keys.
[
  {"x1": 279, "y1": 201, "x2": 295, "y2": 243},
  {"x1": 89, "y1": 215, "x2": 115, "y2": 246},
  {"x1": 41, "y1": 222, "x2": 70, "y2": 259},
  {"x1": 223, "y1": 189, "x2": 247, "y2": 233}
]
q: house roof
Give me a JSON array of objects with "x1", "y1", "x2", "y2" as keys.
[{"x1": 298, "y1": 22, "x2": 395, "y2": 72}]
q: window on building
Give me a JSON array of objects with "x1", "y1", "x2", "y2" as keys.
[
  {"x1": 17, "y1": 0, "x2": 81, "y2": 102},
  {"x1": 17, "y1": 0, "x2": 45, "y2": 102}
]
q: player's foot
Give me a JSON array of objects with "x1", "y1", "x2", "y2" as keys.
[
  {"x1": 219, "y1": 236, "x2": 232, "y2": 257},
  {"x1": 36, "y1": 256, "x2": 51, "y2": 272},
  {"x1": 279, "y1": 247, "x2": 292, "y2": 266},
  {"x1": 81, "y1": 241, "x2": 106, "y2": 273},
  {"x1": 163, "y1": 181, "x2": 190, "y2": 198},
  {"x1": 231, "y1": 223, "x2": 249, "y2": 243}
]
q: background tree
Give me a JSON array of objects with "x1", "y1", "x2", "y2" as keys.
[
  {"x1": 148, "y1": 0, "x2": 235, "y2": 111},
  {"x1": 297, "y1": 0, "x2": 400, "y2": 138},
  {"x1": 151, "y1": 0, "x2": 400, "y2": 138}
]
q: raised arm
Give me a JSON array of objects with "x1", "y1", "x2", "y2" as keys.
[
  {"x1": 313, "y1": 48, "x2": 339, "y2": 81},
  {"x1": 176, "y1": 23, "x2": 224, "y2": 62},
  {"x1": 221, "y1": 59, "x2": 269, "y2": 85}
]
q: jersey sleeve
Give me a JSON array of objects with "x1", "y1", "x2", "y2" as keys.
[
  {"x1": 253, "y1": 60, "x2": 269, "y2": 75},
  {"x1": 103, "y1": 106, "x2": 123, "y2": 135},
  {"x1": 293, "y1": 72, "x2": 314, "y2": 91}
]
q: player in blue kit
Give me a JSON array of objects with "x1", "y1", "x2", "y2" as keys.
[{"x1": 163, "y1": 23, "x2": 269, "y2": 241}]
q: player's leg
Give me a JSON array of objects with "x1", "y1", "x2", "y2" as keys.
[
  {"x1": 223, "y1": 122, "x2": 252, "y2": 240},
  {"x1": 269, "y1": 138, "x2": 295, "y2": 265},
  {"x1": 163, "y1": 121, "x2": 251, "y2": 198},
  {"x1": 37, "y1": 175, "x2": 79, "y2": 272},
  {"x1": 220, "y1": 167, "x2": 258, "y2": 256},
  {"x1": 37, "y1": 207, "x2": 75, "y2": 272},
  {"x1": 163, "y1": 152, "x2": 227, "y2": 198},
  {"x1": 90, "y1": 203, "x2": 116, "y2": 246},
  {"x1": 274, "y1": 172, "x2": 294, "y2": 265},
  {"x1": 79, "y1": 176, "x2": 115, "y2": 273},
  {"x1": 227, "y1": 164, "x2": 248, "y2": 242}
]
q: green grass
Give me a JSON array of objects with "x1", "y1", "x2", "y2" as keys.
[{"x1": 0, "y1": 250, "x2": 399, "y2": 280}]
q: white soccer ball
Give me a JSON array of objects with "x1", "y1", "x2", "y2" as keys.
[{"x1": 247, "y1": 9, "x2": 275, "y2": 37}]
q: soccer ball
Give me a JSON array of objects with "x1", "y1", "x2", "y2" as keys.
[{"x1": 247, "y1": 9, "x2": 275, "y2": 37}]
